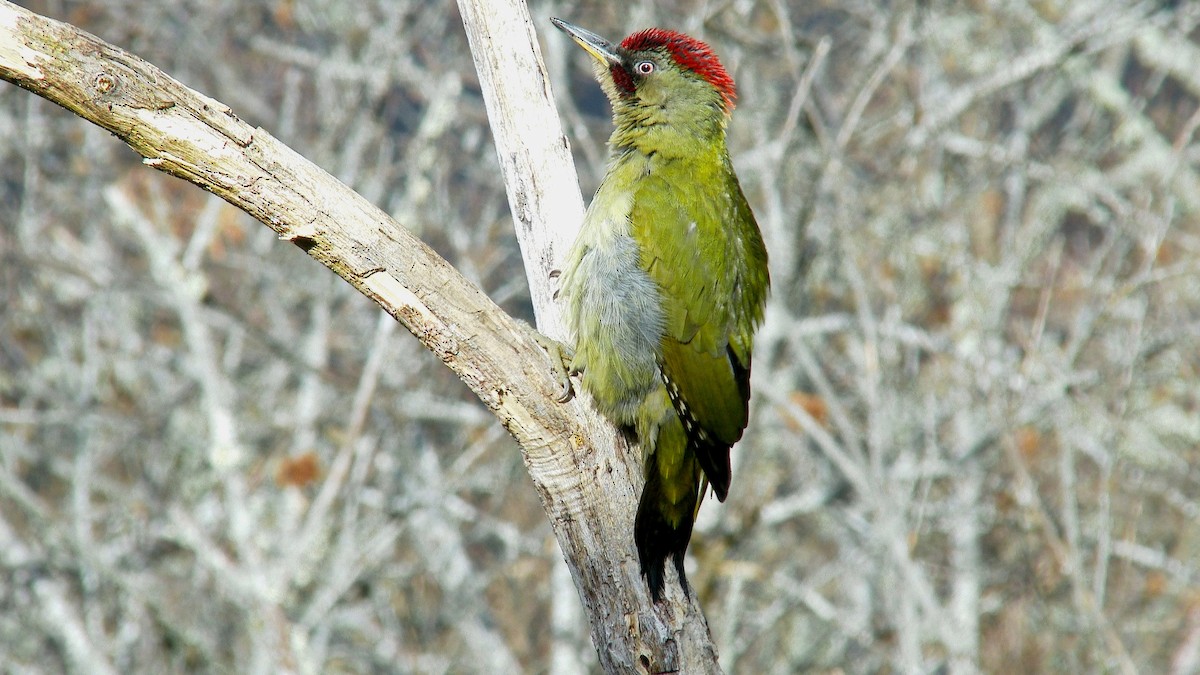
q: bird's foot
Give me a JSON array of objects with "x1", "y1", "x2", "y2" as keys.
[{"x1": 534, "y1": 332, "x2": 576, "y2": 403}]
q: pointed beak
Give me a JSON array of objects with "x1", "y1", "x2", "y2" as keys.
[{"x1": 551, "y1": 18, "x2": 622, "y2": 68}]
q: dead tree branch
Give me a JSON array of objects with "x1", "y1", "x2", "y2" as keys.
[{"x1": 0, "y1": 1, "x2": 718, "y2": 672}]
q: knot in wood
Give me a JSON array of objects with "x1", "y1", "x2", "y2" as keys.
[{"x1": 93, "y1": 71, "x2": 116, "y2": 94}]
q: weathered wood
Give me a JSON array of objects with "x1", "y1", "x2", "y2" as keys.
[{"x1": 0, "y1": 1, "x2": 720, "y2": 671}]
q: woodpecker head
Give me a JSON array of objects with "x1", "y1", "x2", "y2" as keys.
[{"x1": 552, "y1": 18, "x2": 737, "y2": 129}]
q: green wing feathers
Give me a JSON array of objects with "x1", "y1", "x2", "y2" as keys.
[
  {"x1": 631, "y1": 158, "x2": 766, "y2": 499},
  {"x1": 629, "y1": 156, "x2": 767, "y2": 599},
  {"x1": 659, "y1": 339, "x2": 747, "y2": 500}
]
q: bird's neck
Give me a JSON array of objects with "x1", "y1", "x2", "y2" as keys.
[{"x1": 609, "y1": 102, "x2": 728, "y2": 161}]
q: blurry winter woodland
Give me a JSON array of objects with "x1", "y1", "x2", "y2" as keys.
[{"x1": 2, "y1": 0, "x2": 1199, "y2": 672}]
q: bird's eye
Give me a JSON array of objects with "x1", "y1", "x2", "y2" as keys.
[{"x1": 635, "y1": 61, "x2": 655, "y2": 75}]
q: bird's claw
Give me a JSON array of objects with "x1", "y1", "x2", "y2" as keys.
[{"x1": 534, "y1": 332, "x2": 576, "y2": 403}]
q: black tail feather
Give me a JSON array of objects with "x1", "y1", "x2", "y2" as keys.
[
  {"x1": 635, "y1": 476, "x2": 697, "y2": 602},
  {"x1": 635, "y1": 401, "x2": 727, "y2": 600}
]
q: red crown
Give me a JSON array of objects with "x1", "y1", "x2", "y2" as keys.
[{"x1": 620, "y1": 29, "x2": 737, "y2": 110}]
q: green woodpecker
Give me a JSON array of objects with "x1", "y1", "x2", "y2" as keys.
[{"x1": 551, "y1": 18, "x2": 769, "y2": 600}]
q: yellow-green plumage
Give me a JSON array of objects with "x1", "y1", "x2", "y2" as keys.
[{"x1": 553, "y1": 18, "x2": 768, "y2": 600}]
